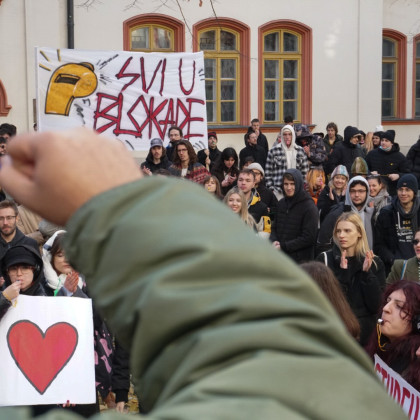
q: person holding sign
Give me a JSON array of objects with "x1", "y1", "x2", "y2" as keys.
[
  {"x1": 0, "y1": 128, "x2": 405, "y2": 419},
  {"x1": 0, "y1": 245, "x2": 46, "y2": 320},
  {"x1": 366, "y1": 280, "x2": 420, "y2": 392}
]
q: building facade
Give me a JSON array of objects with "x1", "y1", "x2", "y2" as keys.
[{"x1": 0, "y1": 0, "x2": 419, "y2": 153}]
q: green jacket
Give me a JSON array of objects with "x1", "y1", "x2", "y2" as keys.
[
  {"x1": 386, "y1": 256, "x2": 418, "y2": 284},
  {"x1": 2, "y1": 177, "x2": 404, "y2": 419}
]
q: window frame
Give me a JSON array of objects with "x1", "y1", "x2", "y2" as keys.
[
  {"x1": 413, "y1": 34, "x2": 420, "y2": 119},
  {"x1": 193, "y1": 18, "x2": 250, "y2": 128},
  {"x1": 123, "y1": 14, "x2": 185, "y2": 52},
  {"x1": 382, "y1": 29, "x2": 406, "y2": 120},
  {"x1": 259, "y1": 20, "x2": 312, "y2": 125}
]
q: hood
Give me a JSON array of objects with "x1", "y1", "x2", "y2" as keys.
[
  {"x1": 2, "y1": 244, "x2": 44, "y2": 295},
  {"x1": 42, "y1": 229, "x2": 84, "y2": 292},
  {"x1": 280, "y1": 124, "x2": 296, "y2": 152},
  {"x1": 345, "y1": 176, "x2": 370, "y2": 213},
  {"x1": 281, "y1": 168, "x2": 304, "y2": 198}
]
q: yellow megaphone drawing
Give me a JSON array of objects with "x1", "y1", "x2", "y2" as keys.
[{"x1": 45, "y1": 62, "x2": 97, "y2": 116}]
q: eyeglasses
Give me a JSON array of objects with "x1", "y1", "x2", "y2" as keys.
[
  {"x1": 0, "y1": 216, "x2": 16, "y2": 222},
  {"x1": 413, "y1": 239, "x2": 420, "y2": 245},
  {"x1": 349, "y1": 189, "x2": 367, "y2": 194},
  {"x1": 7, "y1": 264, "x2": 34, "y2": 275}
]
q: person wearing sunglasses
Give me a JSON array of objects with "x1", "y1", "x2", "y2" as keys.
[{"x1": 386, "y1": 229, "x2": 420, "y2": 284}]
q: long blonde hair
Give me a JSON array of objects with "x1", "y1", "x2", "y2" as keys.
[
  {"x1": 333, "y1": 212, "x2": 369, "y2": 258},
  {"x1": 224, "y1": 187, "x2": 256, "y2": 229},
  {"x1": 363, "y1": 132, "x2": 374, "y2": 154}
]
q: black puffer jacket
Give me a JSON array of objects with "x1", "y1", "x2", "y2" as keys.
[
  {"x1": 365, "y1": 144, "x2": 411, "y2": 196},
  {"x1": 270, "y1": 169, "x2": 318, "y2": 263},
  {"x1": 317, "y1": 246, "x2": 385, "y2": 346},
  {"x1": 406, "y1": 138, "x2": 420, "y2": 186},
  {"x1": 325, "y1": 138, "x2": 364, "y2": 176}
]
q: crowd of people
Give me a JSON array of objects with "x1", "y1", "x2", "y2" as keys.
[
  {"x1": 139, "y1": 119, "x2": 420, "y2": 392},
  {"x1": 1, "y1": 119, "x2": 420, "y2": 417}
]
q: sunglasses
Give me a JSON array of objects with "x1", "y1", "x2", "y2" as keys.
[{"x1": 413, "y1": 239, "x2": 420, "y2": 245}]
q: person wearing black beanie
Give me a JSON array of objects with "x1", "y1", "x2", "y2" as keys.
[
  {"x1": 365, "y1": 129, "x2": 410, "y2": 196},
  {"x1": 374, "y1": 173, "x2": 420, "y2": 274}
]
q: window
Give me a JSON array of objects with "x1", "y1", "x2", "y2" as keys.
[
  {"x1": 194, "y1": 19, "x2": 250, "y2": 126},
  {"x1": 382, "y1": 30, "x2": 406, "y2": 119},
  {"x1": 259, "y1": 21, "x2": 312, "y2": 124},
  {"x1": 415, "y1": 36, "x2": 420, "y2": 118},
  {"x1": 123, "y1": 14, "x2": 184, "y2": 52}
]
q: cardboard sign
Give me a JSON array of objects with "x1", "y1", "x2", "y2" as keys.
[
  {"x1": 36, "y1": 47, "x2": 208, "y2": 151},
  {"x1": 375, "y1": 354, "x2": 420, "y2": 419},
  {"x1": 0, "y1": 295, "x2": 95, "y2": 406}
]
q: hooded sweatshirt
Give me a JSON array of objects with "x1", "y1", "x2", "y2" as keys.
[
  {"x1": 280, "y1": 125, "x2": 297, "y2": 170},
  {"x1": 270, "y1": 168, "x2": 319, "y2": 262},
  {"x1": 318, "y1": 176, "x2": 374, "y2": 250},
  {"x1": 344, "y1": 176, "x2": 374, "y2": 248}
]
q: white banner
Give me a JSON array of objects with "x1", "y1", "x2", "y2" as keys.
[
  {"x1": 36, "y1": 47, "x2": 208, "y2": 151},
  {"x1": 374, "y1": 354, "x2": 420, "y2": 419},
  {"x1": 0, "y1": 295, "x2": 95, "y2": 406}
]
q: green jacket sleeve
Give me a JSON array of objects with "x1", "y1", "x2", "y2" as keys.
[{"x1": 4, "y1": 177, "x2": 403, "y2": 419}]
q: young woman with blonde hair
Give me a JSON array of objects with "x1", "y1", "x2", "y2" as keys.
[
  {"x1": 317, "y1": 212, "x2": 385, "y2": 345},
  {"x1": 224, "y1": 187, "x2": 256, "y2": 230}
]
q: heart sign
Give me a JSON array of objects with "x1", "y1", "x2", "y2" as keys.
[{"x1": 7, "y1": 320, "x2": 78, "y2": 394}]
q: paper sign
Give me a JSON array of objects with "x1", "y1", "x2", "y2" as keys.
[
  {"x1": 36, "y1": 47, "x2": 208, "y2": 151},
  {"x1": 0, "y1": 295, "x2": 95, "y2": 406},
  {"x1": 375, "y1": 354, "x2": 420, "y2": 419}
]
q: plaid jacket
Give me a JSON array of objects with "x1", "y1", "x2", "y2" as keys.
[
  {"x1": 169, "y1": 162, "x2": 210, "y2": 184},
  {"x1": 265, "y1": 145, "x2": 309, "y2": 192}
]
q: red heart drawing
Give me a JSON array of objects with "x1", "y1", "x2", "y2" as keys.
[{"x1": 7, "y1": 320, "x2": 78, "y2": 394}]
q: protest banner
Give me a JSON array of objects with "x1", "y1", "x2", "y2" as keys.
[
  {"x1": 375, "y1": 354, "x2": 420, "y2": 419},
  {"x1": 0, "y1": 295, "x2": 95, "y2": 406},
  {"x1": 35, "y1": 47, "x2": 207, "y2": 151}
]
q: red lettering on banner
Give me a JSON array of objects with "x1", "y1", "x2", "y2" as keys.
[
  {"x1": 93, "y1": 93, "x2": 123, "y2": 133},
  {"x1": 179, "y1": 59, "x2": 196, "y2": 95},
  {"x1": 140, "y1": 57, "x2": 166, "y2": 95},
  {"x1": 94, "y1": 92, "x2": 205, "y2": 139},
  {"x1": 115, "y1": 57, "x2": 140, "y2": 92},
  {"x1": 393, "y1": 379, "x2": 401, "y2": 402}
]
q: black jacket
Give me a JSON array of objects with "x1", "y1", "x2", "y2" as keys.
[
  {"x1": 270, "y1": 169, "x2": 318, "y2": 263},
  {"x1": 374, "y1": 196, "x2": 420, "y2": 273},
  {"x1": 325, "y1": 139, "x2": 364, "y2": 176},
  {"x1": 317, "y1": 246, "x2": 385, "y2": 346},
  {"x1": 365, "y1": 144, "x2": 411, "y2": 196},
  {"x1": 317, "y1": 184, "x2": 346, "y2": 223},
  {"x1": 244, "y1": 127, "x2": 269, "y2": 156},
  {"x1": 239, "y1": 144, "x2": 267, "y2": 169},
  {"x1": 141, "y1": 154, "x2": 172, "y2": 173},
  {"x1": 197, "y1": 147, "x2": 221, "y2": 172},
  {"x1": 406, "y1": 138, "x2": 420, "y2": 186}
]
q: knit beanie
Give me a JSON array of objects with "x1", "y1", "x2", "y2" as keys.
[
  {"x1": 247, "y1": 162, "x2": 265, "y2": 177},
  {"x1": 331, "y1": 165, "x2": 349, "y2": 180},
  {"x1": 382, "y1": 130, "x2": 396, "y2": 143},
  {"x1": 397, "y1": 174, "x2": 418, "y2": 194}
]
